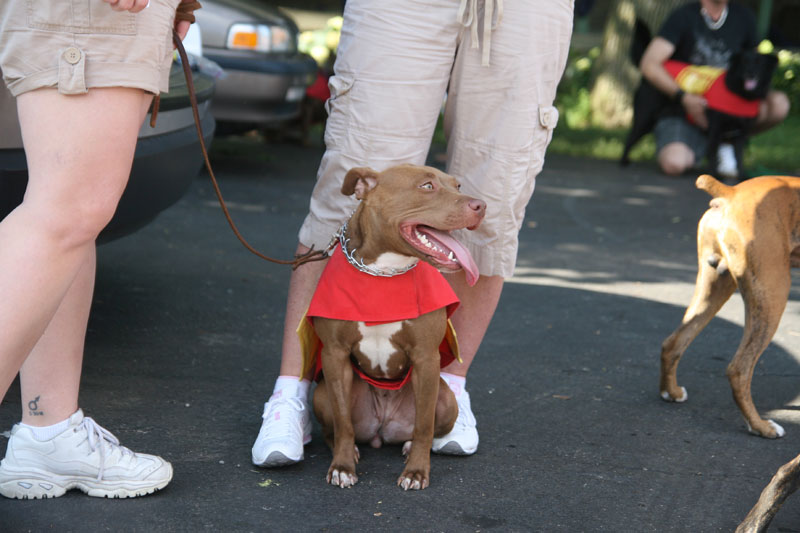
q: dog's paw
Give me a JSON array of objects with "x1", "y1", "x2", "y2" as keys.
[
  {"x1": 660, "y1": 387, "x2": 688, "y2": 403},
  {"x1": 747, "y1": 419, "x2": 786, "y2": 439},
  {"x1": 770, "y1": 420, "x2": 787, "y2": 438},
  {"x1": 397, "y1": 471, "x2": 429, "y2": 491},
  {"x1": 767, "y1": 420, "x2": 786, "y2": 439},
  {"x1": 328, "y1": 468, "x2": 358, "y2": 488}
]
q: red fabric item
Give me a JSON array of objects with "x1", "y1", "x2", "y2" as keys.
[
  {"x1": 305, "y1": 70, "x2": 331, "y2": 102},
  {"x1": 664, "y1": 60, "x2": 760, "y2": 118},
  {"x1": 308, "y1": 245, "x2": 460, "y2": 324},
  {"x1": 307, "y1": 245, "x2": 460, "y2": 390}
]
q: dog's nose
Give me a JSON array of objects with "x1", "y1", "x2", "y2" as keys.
[{"x1": 468, "y1": 199, "x2": 486, "y2": 215}]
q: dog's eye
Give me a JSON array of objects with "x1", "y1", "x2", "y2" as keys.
[{"x1": 420, "y1": 182, "x2": 434, "y2": 190}]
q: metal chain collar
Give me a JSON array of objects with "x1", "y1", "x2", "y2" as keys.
[{"x1": 334, "y1": 220, "x2": 418, "y2": 278}]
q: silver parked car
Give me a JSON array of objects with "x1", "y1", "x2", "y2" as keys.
[{"x1": 194, "y1": 0, "x2": 318, "y2": 132}]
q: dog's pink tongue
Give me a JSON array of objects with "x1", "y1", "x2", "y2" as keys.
[{"x1": 427, "y1": 229, "x2": 480, "y2": 287}]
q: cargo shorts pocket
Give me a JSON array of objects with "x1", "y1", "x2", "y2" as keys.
[
  {"x1": 323, "y1": 75, "x2": 354, "y2": 147},
  {"x1": 324, "y1": 75, "x2": 354, "y2": 116},
  {"x1": 26, "y1": 0, "x2": 136, "y2": 35},
  {"x1": 528, "y1": 105, "x2": 559, "y2": 177}
]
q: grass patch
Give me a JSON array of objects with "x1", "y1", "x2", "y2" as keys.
[{"x1": 548, "y1": 115, "x2": 800, "y2": 176}]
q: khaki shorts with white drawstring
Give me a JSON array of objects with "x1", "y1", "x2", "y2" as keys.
[
  {"x1": 298, "y1": 0, "x2": 574, "y2": 278},
  {"x1": 0, "y1": 0, "x2": 180, "y2": 97}
]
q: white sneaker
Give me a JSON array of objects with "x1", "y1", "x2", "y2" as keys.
[
  {"x1": 716, "y1": 143, "x2": 738, "y2": 179},
  {"x1": 251, "y1": 395, "x2": 312, "y2": 467},
  {"x1": 0, "y1": 409, "x2": 172, "y2": 499},
  {"x1": 432, "y1": 389, "x2": 479, "y2": 455}
]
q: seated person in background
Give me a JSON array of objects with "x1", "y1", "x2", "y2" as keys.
[{"x1": 639, "y1": 0, "x2": 789, "y2": 177}]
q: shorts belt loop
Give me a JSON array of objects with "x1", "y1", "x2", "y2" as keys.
[{"x1": 58, "y1": 46, "x2": 88, "y2": 95}]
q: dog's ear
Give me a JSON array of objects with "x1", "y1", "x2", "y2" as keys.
[{"x1": 342, "y1": 167, "x2": 379, "y2": 200}]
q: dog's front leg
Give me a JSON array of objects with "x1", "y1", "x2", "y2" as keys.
[
  {"x1": 398, "y1": 350, "x2": 439, "y2": 490},
  {"x1": 319, "y1": 339, "x2": 359, "y2": 488}
]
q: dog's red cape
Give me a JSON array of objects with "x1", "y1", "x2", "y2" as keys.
[
  {"x1": 298, "y1": 245, "x2": 461, "y2": 390},
  {"x1": 664, "y1": 60, "x2": 760, "y2": 119}
]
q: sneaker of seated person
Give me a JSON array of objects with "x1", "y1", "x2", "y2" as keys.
[
  {"x1": 432, "y1": 387, "x2": 479, "y2": 456},
  {"x1": 0, "y1": 409, "x2": 172, "y2": 499},
  {"x1": 716, "y1": 143, "x2": 738, "y2": 179},
  {"x1": 251, "y1": 393, "x2": 312, "y2": 467}
]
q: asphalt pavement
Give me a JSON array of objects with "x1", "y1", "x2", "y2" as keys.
[{"x1": 3, "y1": 137, "x2": 800, "y2": 532}]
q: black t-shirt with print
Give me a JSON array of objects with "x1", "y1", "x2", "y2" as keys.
[{"x1": 658, "y1": 1, "x2": 758, "y2": 69}]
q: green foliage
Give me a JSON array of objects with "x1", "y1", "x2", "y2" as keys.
[
  {"x1": 773, "y1": 49, "x2": 800, "y2": 116},
  {"x1": 297, "y1": 16, "x2": 342, "y2": 66},
  {"x1": 548, "y1": 41, "x2": 800, "y2": 174},
  {"x1": 555, "y1": 41, "x2": 800, "y2": 131},
  {"x1": 556, "y1": 47, "x2": 600, "y2": 129},
  {"x1": 549, "y1": 115, "x2": 800, "y2": 175}
]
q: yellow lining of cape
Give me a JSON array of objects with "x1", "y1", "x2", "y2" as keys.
[
  {"x1": 297, "y1": 310, "x2": 462, "y2": 380},
  {"x1": 675, "y1": 64, "x2": 724, "y2": 95}
]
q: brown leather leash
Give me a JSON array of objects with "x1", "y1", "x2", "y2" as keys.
[{"x1": 149, "y1": 2, "x2": 329, "y2": 269}]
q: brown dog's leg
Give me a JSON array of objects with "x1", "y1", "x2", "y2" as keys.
[
  {"x1": 312, "y1": 378, "x2": 336, "y2": 451},
  {"x1": 434, "y1": 377, "x2": 458, "y2": 438},
  {"x1": 737, "y1": 453, "x2": 800, "y2": 533},
  {"x1": 726, "y1": 264, "x2": 790, "y2": 438},
  {"x1": 397, "y1": 350, "x2": 440, "y2": 491},
  {"x1": 317, "y1": 339, "x2": 360, "y2": 487},
  {"x1": 313, "y1": 376, "x2": 362, "y2": 468},
  {"x1": 661, "y1": 255, "x2": 736, "y2": 402}
]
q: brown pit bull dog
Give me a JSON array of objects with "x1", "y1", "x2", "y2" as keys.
[
  {"x1": 660, "y1": 174, "x2": 800, "y2": 438},
  {"x1": 299, "y1": 164, "x2": 485, "y2": 490}
]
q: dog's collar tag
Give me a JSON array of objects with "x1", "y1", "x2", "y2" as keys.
[{"x1": 336, "y1": 221, "x2": 418, "y2": 278}]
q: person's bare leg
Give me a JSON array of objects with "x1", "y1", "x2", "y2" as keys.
[
  {"x1": 0, "y1": 87, "x2": 152, "y2": 405},
  {"x1": 19, "y1": 248, "x2": 95, "y2": 426},
  {"x1": 278, "y1": 244, "x2": 328, "y2": 378},
  {"x1": 252, "y1": 244, "x2": 326, "y2": 466},
  {"x1": 432, "y1": 272, "x2": 502, "y2": 455},
  {"x1": 658, "y1": 142, "x2": 696, "y2": 176},
  {"x1": 442, "y1": 274, "x2": 504, "y2": 377},
  {"x1": 752, "y1": 90, "x2": 790, "y2": 134}
]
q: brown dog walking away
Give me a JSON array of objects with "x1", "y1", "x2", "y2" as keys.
[
  {"x1": 300, "y1": 164, "x2": 485, "y2": 489},
  {"x1": 660, "y1": 174, "x2": 800, "y2": 438}
]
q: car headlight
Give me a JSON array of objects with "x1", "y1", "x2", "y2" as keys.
[{"x1": 227, "y1": 23, "x2": 294, "y2": 53}]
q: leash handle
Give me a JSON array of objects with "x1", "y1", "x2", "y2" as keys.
[{"x1": 168, "y1": 30, "x2": 328, "y2": 269}]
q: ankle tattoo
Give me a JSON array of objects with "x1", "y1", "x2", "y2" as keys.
[{"x1": 27, "y1": 395, "x2": 44, "y2": 416}]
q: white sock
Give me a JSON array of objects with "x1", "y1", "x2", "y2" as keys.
[
  {"x1": 440, "y1": 372, "x2": 466, "y2": 398},
  {"x1": 271, "y1": 375, "x2": 311, "y2": 401},
  {"x1": 21, "y1": 416, "x2": 72, "y2": 442}
]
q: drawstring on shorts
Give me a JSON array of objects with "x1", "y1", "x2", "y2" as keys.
[{"x1": 457, "y1": 0, "x2": 504, "y2": 67}]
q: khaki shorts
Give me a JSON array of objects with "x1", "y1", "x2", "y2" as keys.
[
  {"x1": 0, "y1": 0, "x2": 180, "y2": 97},
  {"x1": 298, "y1": 0, "x2": 574, "y2": 278}
]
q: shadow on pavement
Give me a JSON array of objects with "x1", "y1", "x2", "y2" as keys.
[{"x1": 2, "y1": 146, "x2": 800, "y2": 531}]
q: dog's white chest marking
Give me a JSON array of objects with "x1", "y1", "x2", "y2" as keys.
[{"x1": 357, "y1": 321, "x2": 404, "y2": 374}]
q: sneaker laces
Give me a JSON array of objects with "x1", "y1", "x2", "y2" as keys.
[
  {"x1": 261, "y1": 397, "x2": 307, "y2": 439},
  {"x1": 453, "y1": 392, "x2": 476, "y2": 430},
  {"x1": 78, "y1": 417, "x2": 133, "y2": 481}
]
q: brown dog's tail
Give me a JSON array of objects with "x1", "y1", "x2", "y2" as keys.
[{"x1": 696, "y1": 174, "x2": 734, "y2": 199}]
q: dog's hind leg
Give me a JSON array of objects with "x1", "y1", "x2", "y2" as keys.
[
  {"x1": 660, "y1": 227, "x2": 736, "y2": 402},
  {"x1": 726, "y1": 263, "x2": 791, "y2": 438}
]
